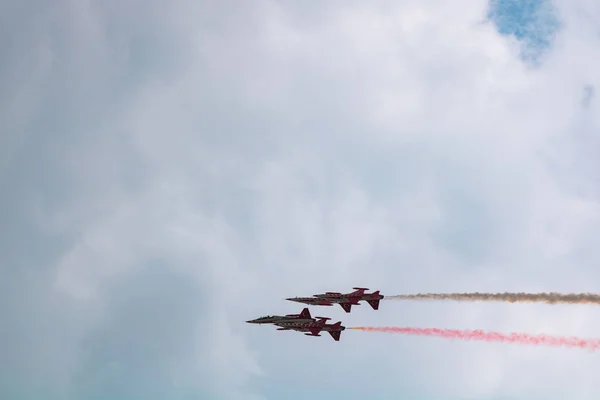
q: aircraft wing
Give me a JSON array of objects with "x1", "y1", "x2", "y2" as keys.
[
  {"x1": 367, "y1": 299, "x2": 380, "y2": 310},
  {"x1": 339, "y1": 299, "x2": 361, "y2": 313},
  {"x1": 340, "y1": 303, "x2": 353, "y2": 313},
  {"x1": 350, "y1": 287, "x2": 368, "y2": 295},
  {"x1": 308, "y1": 327, "x2": 322, "y2": 336}
]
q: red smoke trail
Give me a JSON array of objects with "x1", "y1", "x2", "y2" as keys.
[{"x1": 348, "y1": 327, "x2": 600, "y2": 351}]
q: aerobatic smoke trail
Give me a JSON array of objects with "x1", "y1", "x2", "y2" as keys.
[
  {"x1": 348, "y1": 327, "x2": 600, "y2": 351},
  {"x1": 386, "y1": 292, "x2": 600, "y2": 305}
]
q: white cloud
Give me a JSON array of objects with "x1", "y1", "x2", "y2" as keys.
[{"x1": 3, "y1": 0, "x2": 600, "y2": 399}]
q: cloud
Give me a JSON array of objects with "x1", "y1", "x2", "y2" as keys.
[{"x1": 2, "y1": 0, "x2": 600, "y2": 399}]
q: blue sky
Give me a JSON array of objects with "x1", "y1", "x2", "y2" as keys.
[
  {"x1": 2, "y1": 0, "x2": 600, "y2": 399},
  {"x1": 488, "y1": 0, "x2": 560, "y2": 63}
]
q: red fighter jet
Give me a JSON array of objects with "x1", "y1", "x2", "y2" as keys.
[
  {"x1": 287, "y1": 287, "x2": 384, "y2": 313},
  {"x1": 274, "y1": 317, "x2": 346, "y2": 341}
]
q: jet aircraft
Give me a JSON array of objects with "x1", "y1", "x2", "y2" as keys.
[
  {"x1": 287, "y1": 287, "x2": 384, "y2": 313},
  {"x1": 275, "y1": 317, "x2": 346, "y2": 341},
  {"x1": 246, "y1": 308, "x2": 315, "y2": 325}
]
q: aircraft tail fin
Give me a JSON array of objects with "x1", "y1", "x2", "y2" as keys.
[
  {"x1": 300, "y1": 308, "x2": 311, "y2": 319},
  {"x1": 328, "y1": 322, "x2": 343, "y2": 341}
]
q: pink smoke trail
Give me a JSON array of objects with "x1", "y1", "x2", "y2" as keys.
[{"x1": 348, "y1": 326, "x2": 600, "y2": 350}]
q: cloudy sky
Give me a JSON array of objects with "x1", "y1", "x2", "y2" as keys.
[{"x1": 2, "y1": 0, "x2": 600, "y2": 399}]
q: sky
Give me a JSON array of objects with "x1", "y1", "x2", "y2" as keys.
[{"x1": 1, "y1": 0, "x2": 600, "y2": 399}]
